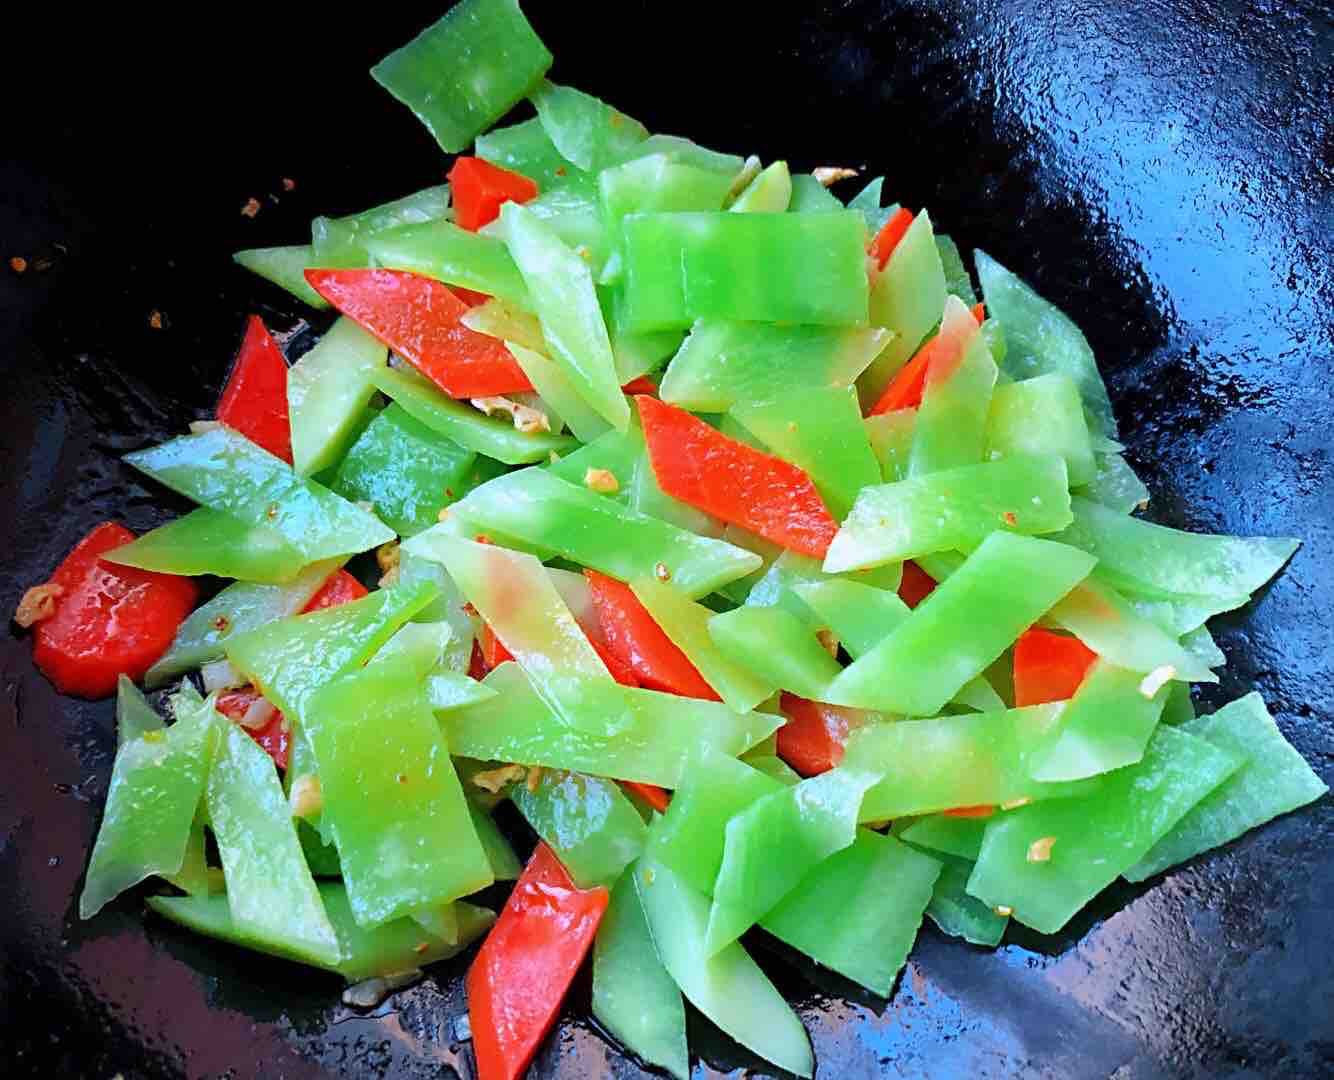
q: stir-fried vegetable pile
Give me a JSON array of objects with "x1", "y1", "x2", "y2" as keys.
[{"x1": 17, "y1": 1, "x2": 1324, "y2": 1078}]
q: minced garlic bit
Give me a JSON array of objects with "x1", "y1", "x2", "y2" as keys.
[
  {"x1": 584, "y1": 467, "x2": 619, "y2": 494},
  {"x1": 470, "y1": 395, "x2": 551, "y2": 434},
  {"x1": 10, "y1": 256, "x2": 28, "y2": 274},
  {"x1": 525, "y1": 765, "x2": 545, "y2": 793},
  {"x1": 642, "y1": 866, "x2": 656, "y2": 886},
  {"x1": 437, "y1": 507, "x2": 451, "y2": 522},
  {"x1": 812, "y1": 166, "x2": 859, "y2": 187},
  {"x1": 189, "y1": 420, "x2": 223, "y2": 435},
  {"x1": 654, "y1": 561, "x2": 672, "y2": 582},
  {"x1": 994, "y1": 905, "x2": 1013, "y2": 917},
  {"x1": 342, "y1": 970, "x2": 422, "y2": 1009},
  {"x1": 149, "y1": 310, "x2": 165, "y2": 330},
  {"x1": 1000, "y1": 796, "x2": 1032, "y2": 811},
  {"x1": 727, "y1": 155, "x2": 762, "y2": 199},
  {"x1": 816, "y1": 628, "x2": 839, "y2": 658},
  {"x1": 14, "y1": 583, "x2": 63, "y2": 628},
  {"x1": 376, "y1": 540, "x2": 401, "y2": 575},
  {"x1": 1027, "y1": 836, "x2": 1057, "y2": 863},
  {"x1": 241, "y1": 197, "x2": 261, "y2": 218},
  {"x1": 237, "y1": 695, "x2": 278, "y2": 731},
  {"x1": 1139, "y1": 665, "x2": 1176, "y2": 699},
  {"x1": 472, "y1": 763, "x2": 526, "y2": 794},
  {"x1": 1002, "y1": 510, "x2": 1018, "y2": 527},
  {"x1": 289, "y1": 774, "x2": 323, "y2": 818}
]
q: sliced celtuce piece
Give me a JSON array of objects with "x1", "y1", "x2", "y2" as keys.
[
  {"x1": 102, "y1": 507, "x2": 309, "y2": 584},
  {"x1": 418, "y1": 467, "x2": 761, "y2": 598},
  {"x1": 500, "y1": 202, "x2": 630, "y2": 431},
  {"x1": 311, "y1": 184, "x2": 452, "y2": 268},
  {"x1": 865, "y1": 408, "x2": 917, "y2": 483},
  {"x1": 505, "y1": 341, "x2": 610, "y2": 442},
  {"x1": 793, "y1": 579, "x2": 911, "y2": 658},
  {"x1": 233, "y1": 245, "x2": 330, "y2": 310},
  {"x1": 860, "y1": 210, "x2": 946, "y2": 403},
  {"x1": 825, "y1": 533, "x2": 1096, "y2": 716},
  {"x1": 966, "y1": 724, "x2": 1240, "y2": 933},
  {"x1": 530, "y1": 80, "x2": 649, "y2": 173},
  {"x1": 728, "y1": 160, "x2": 792, "y2": 213},
  {"x1": 287, "y1": 316, "x2": 386, "y2": 477},
  {"x1": 442, "y1": 663, "x2": 781, "y2": 787},
  {"x1": 659, "y1": 320, "x2": 889, "y2": 412},
  {"x1": 908, "y1": 297, "x2": 998, "y2": 476},
  {"x1": 367, "y1": 220, "x2": 532, "y2": 308},
  {"x1": 985, "y1": 372, "x2": 1096, "y2": 488},
  {"x1": 636, "y1": 858, "x2": 814, "y2": 1078},
  {"x1": 823, "y1": 454, "x2": 1072, "y2": 573},
  {"x1": 1124, "y1": 694, "x2": 1327, "y2": 882},
  {"x1": 123, "y1": 427, "x2": 393, "y2": 563},
  {"x1": 708, "y1": 606, "x2": 843, "y2": 701}
]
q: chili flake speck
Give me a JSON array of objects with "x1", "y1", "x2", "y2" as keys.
[
  {"x1": 9, "y1": 256, "x2": 27, "y2": 274},
  {"x1": 212, "y1": 615, "x2": 230, "y2": 633},
  {"x1": 1002, "y1": 510, "x2": 1018, "y2": 526},
  {"x1": 149, "y1": 311, "x2": 165, "y2": 330},
  {"x1": 241, "y1": 198, "x2": 261, "y2": 218},
  {"x1": 282, "y1": 178, "x2": 296, "y2": 191}
]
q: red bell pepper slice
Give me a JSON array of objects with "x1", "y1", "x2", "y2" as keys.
[
  {"x1": 867, "y1": 341, "x2": 934, "y2": 416},
  {"x1": 897, "y1": 560, "x2": 938, "y2": 609},
  {"x1": 25, "y1": 523, "x2": 197, "y2": 699},
  {"x1": 636, "y1": 395, "x2": 838, "y2": 559},
  {"x1": 448, "y1": 156, "x2": 540, "y2": 232},
  {"x1": 869, "y1": 207, "x2": 915, "y2": 270},
  {"x1": 304, "y1": 268, "x2": 534, "y2": 398},
  {"x1": 622, "y1": 781, "x2": 671, "y2": 814},
  {"x1": 468, "y1": 639, "x2": 490, "y2": 681},
  {"x1": 216, "y1": 315, "x2": 293, "y2": 463},
  {"x1": 775, "y1": 693, "x2": 860, "y2": 777},
  {"x1": 1013, "y1": 628, "x2": 1098, "y2": 707},
  {"x1": 215, "y1": 687, "x2": 289, "y2": 771},
  {"x1": 301, "y1": 569, "x2": 368, "y2": 613},
  {"x1": 584, "y1": 570, "x2": 718, "y2": 700},
  {"x1": 478, "y1": 617, "x2": 640, "y2": 688},
  {"x1": 619, "y1": 375, "x2": 657, "y2": 396},
  {"x1": 450, "y1": 285, "x2": 492, "y2": 308},
  {"x1": 467, "y1": 842, "x2": 609, "y2": 1080},
  {"x1": 972, "y1": 302, "x2": 986, "y2": 325}
]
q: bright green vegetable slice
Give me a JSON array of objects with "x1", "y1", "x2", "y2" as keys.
[
  {"x1": 742, "y1": 549, "x2": 902, "y2": 629},
  {"x1": 1056, "y1": 495, "x2": 1300, "y2": 601},
  {"x1": 466, "y1": 801, "x2": 522, "y2": 882},
  {"x1": 233, "y1": 245, "x2": 330, "y2": 310},
  {"x1": 506, "y1": 341, "x2": 610, "y2": 443},
  {"x1": 104, "y1": 507, "x2": 309, "y2": 584},
  {"x1": 924, "y1": 854, "x2": 1008, "y2": 946},
  {"x1": 847, "y1": 177, "x2": 887, "y2": 230},
  {"x1": 1125, "y1": 693, "x2": 1327, "y2": 882},
  {"x1": 630, "y1": 577, "x2": 778, "y2": 713},
  {"x1": 398, "y1": 550, "x2": 478, "y2": 671},
  {"x1": 731, "y1": 386, "x2": 881, "y2": 520},
  {"x1": 545, "y1": 411, "x2": 643, "y2": 496},
  {"x1": 861, "y1": 210, "x2": 945, "y2": 403},
  {"x1": 824, "y1": 454, "x2": 1072, "y2": 573},
  {"x1": 287, "y1": 316, "x2": 386, "y2": 477},
  {"x1": 79, "y1": 691, "x2": 218, "y2": 919},
  {"x1": 422, "y1": 467, "x2": 761, "y2": 597},
  {"x1": 510, "y1": 770, "x2": 647, "y2": 890},
  {"x1": 974, "y1": 249, "x2": 1117, "y2": 440},
  {"x1": 966, "y1": 724, "x2": 1241, "y2": 933},
  {"x1": 115, "y1": 675, "x2": 164, "y2": 744},
  {"x1": 311, "y1": 184, "x2": 452, "y2": 268},
  {"x1": 1027, "y1": 659, "x2": 1169, "y2": 782},
  {"x1": 636, "y1": 858, "x2": 814, "y2": 1078},
  {"x1": 729, "y1": 160, "x2": 792, "y2": 213},
  {"x1": 847, "y1": 704, "x2": 1095, "y2": 821},
  {"x1": 442, "y1": 663, "x2": 781, "y2": 787},
  {"x1": 207, "y1": 723, "x2": 341, "y2": 966},
  {"x1": 149, "y1": 885, "x2": 495, "y2": 982},
  {"x1": 865, "y1": 409, "x2": 917, "y2": 482},
  {"x1": 530, "y1": 80, "x2": 649, "y2": 173},
  {"x1": 306, "y1": 656, "x2": 492, "y2": 926},
  {"x1": 371, "y1": 0, "x2": 553, "y2": 153},
  {"x1": 985, "y1": 372, "x2": 1096, "y2": 487},
  {"x1": 1046, "y1": 575, "x2": 1217, "y2": 682},
  {"x1": 332, "y1": 403, "x2": 476, "y2": 537},
  {"x1": 1076, "y1": 451, "x2": 1150, "y2": 513},
  {"x1": 659, "y1": 320, "x2": 889, "y2": 413},
  {"x1": 146, "y1": 562, "x2": 337, "y2": 686},
  {"x1": 761, "y1": 830, "x2": 941, "y2": 997},
  {"x1": 628, "y1": 134, "x2": 745, "y2": 177},
  {"x1": 708, "y1": 605, "x2": 843, "y2": 700},
  {"x1": 372, "y1": 366, "x2": 577, "y2": 464},
  {"x1": 500, "y1": 202, "x2": 630, "y2": 431},
  {"x1": 787, "y1": 173, "x2": 843, "y2": 212},
  {"x1": 908, "y1": 299, "x2": 999, "y2": 476},
  {"x1": 475, "y1": 116, "x2": 582, "y2": 191},
  {"x1": 935, "y1": 235, "x2": 978, "y2": 306},
  {"x1": 621, "y1": 210, "x2": 869, "y2": 331},
  {"x1": 705, "y1": 767, "x2": 879, "y2": 955},
  {"x1": 827, "y1": 533, "x2": 1096, "y2": 715},
  {"x1": 226, "y1": 581, "x2": 437, "y2": 719},
  {"x1": 898, "y1": 814, "x2": 987, "y2": 861},
  {"x1": 124, "y1": 427, "x2": 393, "y2": 562},
  {"x1": 593, "y1": 867, "x2": 690, "y2": 1080},
  {"x1": 793, "y1": 579, "x2": 910, "y2": 658},
  {"x1": 646, "y1": 748, "x2": 784, "y2": 896},
  {"x1": 366, "y1": 220, "x2": 532, "y2": 308}
]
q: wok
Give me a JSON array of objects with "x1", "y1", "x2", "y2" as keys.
[{"x1": 3, "y1": 2, "x2": 1332, "y2": 1076}]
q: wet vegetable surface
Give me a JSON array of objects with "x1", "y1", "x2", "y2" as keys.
[{"x1": 4, "y1": 1, "x2": 1332, "y2": 1076}]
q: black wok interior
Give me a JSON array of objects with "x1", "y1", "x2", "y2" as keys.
[{"x1": 3, "y1": 2, "x2": 1332, "y2": 1076}]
